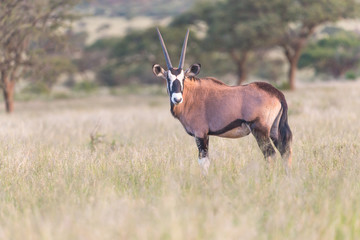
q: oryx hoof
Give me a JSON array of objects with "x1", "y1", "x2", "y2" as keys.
[{"x1": 198, "y1": 157, "x2": 210, "y2": 176}]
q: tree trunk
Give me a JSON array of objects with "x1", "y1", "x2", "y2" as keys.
[
  {"x1": 236, "y1": 60, "x2": 247, "y2": 85},
  {"x1": 283, "y1": 25, "x2": 316, "y2": 91},
  {"x1": 1, "y1": 70, "x2": 16, "y2": 113},
  {"x1": 3, "y1": 82, "x2": 15, "y2": 113},
  {"x1": 284, "y1": 47, "x2": 302, "y2": 91},
  {"x1": 230, "y1": 50, "x2": 248, "y2": 85},
  {"x1": 288, "y1": 59, "x2": 297, "y2": 91}
]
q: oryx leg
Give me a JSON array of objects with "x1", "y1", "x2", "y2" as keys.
[
  {"x1": 252, "y1": 128, "x2": 276, "y2": 166},
  {"x1": 195, "y1": 136, "x2": 210, "y2": 175}
]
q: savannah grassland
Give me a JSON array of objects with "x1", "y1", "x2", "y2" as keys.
[{"x1": 0, "y1": 81, "x2": 360, "y2": 240}]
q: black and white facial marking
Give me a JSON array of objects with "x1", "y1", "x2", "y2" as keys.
[
  {"x1": 153, "y1": 29, "x2": 200, "y2": 105},
  {"x1": 167, "y1": 68, "x2": 185, "y2": 105},
  {"x1": 152, "y1": 63, "x2": 201, "y2": 106}
]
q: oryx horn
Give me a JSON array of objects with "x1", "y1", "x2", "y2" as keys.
[
  {"x1": 178, "y1": 29, "x2": 189, "y2": 69},
  {"x1": 157, "y1": 28, "x2": 173, "y2": 69}
]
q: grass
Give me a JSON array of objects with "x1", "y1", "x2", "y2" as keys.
[{"x1": 0, "y1": 82, "x2": 360, "y2": 239}]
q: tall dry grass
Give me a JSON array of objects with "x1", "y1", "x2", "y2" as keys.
[{"x1": 0, "y1": 82, "x2": 359, "y2": 240}]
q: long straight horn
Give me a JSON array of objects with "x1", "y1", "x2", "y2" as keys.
[
  {"x1": 178, "y1": 29, "x2": 189, "y2": 69},
  {"x1": 156, "y1": 28, "x2": 173, "y2": 69}
]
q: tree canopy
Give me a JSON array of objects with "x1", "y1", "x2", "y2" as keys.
[
  {"x1": 84, "y1": 27, "x2": 232, "y2": 86},
  {"x1": 172, "y1": 0, "x2": 291, "y2": 84},
  {"x1": 0, "y1": 0, "x2": 80, "y2": 113},
  {"x1": 172, "y1": 0, "x2": 360, "y2": 88},
  {"x1": 80, "y1": 0, "x2": 360, "y2": 89},
  {"x1": 278, "y1": 0, "x2": 360, "y2": 89},
  {"x1": 299, "y1": 30, "x2": 360, "y2": 78}
]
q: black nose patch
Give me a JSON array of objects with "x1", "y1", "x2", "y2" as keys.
[{"x1": 172, "y1": 79, "x2": 182, "y2": 93}]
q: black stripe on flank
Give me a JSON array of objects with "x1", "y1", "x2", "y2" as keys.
[{"x1": 208, "y1": 119, "x2": 251, "y2": 136}]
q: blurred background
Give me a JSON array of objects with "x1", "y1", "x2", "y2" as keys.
[
  {"x1": 2, "y1": 2, "x2": 360, "y2": 238},
  {"x1": 1, "y1": 0, "x2": 360, "y2": 113}
]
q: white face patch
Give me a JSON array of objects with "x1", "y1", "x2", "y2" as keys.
[
  {"x1": 167, "y1": 70, "x2": 184, "y2": 92},
  {"x1": 171, "y1": 92, "x2": 183, "y2": 105}
]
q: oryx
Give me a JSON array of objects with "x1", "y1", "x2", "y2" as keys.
[{"x1": 152, "y1": 28, "x2": 292, "y2": 175}]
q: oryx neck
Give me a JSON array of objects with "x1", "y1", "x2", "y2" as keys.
[{"x1": 170, "y1": 79, "x2": 199, "y2": 118}]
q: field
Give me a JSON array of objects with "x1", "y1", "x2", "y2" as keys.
[{"x1": 0, "y1": 82, "x2": 360, "y2": 240}]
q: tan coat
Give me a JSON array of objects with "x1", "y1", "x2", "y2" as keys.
[{"x1": 172, "y1": 78, "x2": 283, "y2": 139}]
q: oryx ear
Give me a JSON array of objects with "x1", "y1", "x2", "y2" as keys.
[
  {"x1": 152, "y1": 64, "x2": 166, "y2": 79},
  {"x1": 185, "y1": 63, "x2": 201, "y2": 77}
]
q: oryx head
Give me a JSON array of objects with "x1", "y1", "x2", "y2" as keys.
[{"x1": 152, "y1": 28, "x2": 201, "y2": 105}]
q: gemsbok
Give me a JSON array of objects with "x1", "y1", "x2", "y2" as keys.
[{"x1": 152, "y1": 28, "x2": 293, "y2": 175}]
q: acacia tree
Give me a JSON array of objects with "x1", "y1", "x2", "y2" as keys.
[
  {"x1": 172, "y1": 0, "x2": 291, "y2": 85},
  {"x1": 279, "y1": 0, "x2": 360, "y2": 90},
  {"x1": 0, "y1": 0, "x2": 78, "y2": 113}
]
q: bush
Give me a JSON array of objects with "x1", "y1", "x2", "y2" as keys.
[
  {"x1": 299, "y1": 30, "x2": 360, "y2": 78},
  {"x1": 96, "y1": 64, "x2": 132, "y2": 86},
  {"x1": 345, "y1": 71, "x2": 357, "y2": 80},
  {"x1": 73, "y1": 81, "x2": 98, "y2": 93},
  {"x1": 21, "y1": 81, "x2": 51, "y2": 95}
]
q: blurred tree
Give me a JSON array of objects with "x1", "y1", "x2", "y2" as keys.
[
  {"x1": 78, "y1": 0, "x2": 195, "y2": 18},
  {"x1": 77, "y1": 37, "x2": 120, "y2": 75},
  {"x1": 0, "y1": 0, "x2": 79, "y2": 113},
  {"x1": 28, "y1": 55, "x2": 77, "y2": 91},
  {"x1": 172, "y1": 0, "x2": 360, "y2": 88},
  {"x1": 85, "y1": 27, "x2": 213, "y2": 86},
  {"x1": 172, "y1": 0, "x2": 290, "y2": 85},
  {"x1": 254, "y1": 57, "x2": 286, "y2": 83},
  {"x1": 110, "y1": 27, "x2": 205, "y2": 84},
  {"x1": 278, "y1": 0, "x2": 360, "y2": 90},
  {"x1": 24, "y1": 30, "x2": 85, "y2": 92},
  {"x1": 299, "y1": 30, "x2": 360, "y2": 78}
]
